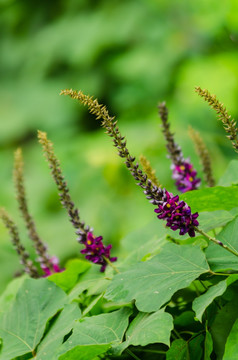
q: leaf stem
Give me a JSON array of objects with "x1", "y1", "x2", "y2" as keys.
[
  {"x1": 195, "y1": 227, "x2": 238, "y2": 258},
  {"x1": 103, "y1": 256, "x2": 120, "y2": 273}
]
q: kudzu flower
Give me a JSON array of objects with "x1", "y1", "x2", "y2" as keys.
[
  {"x1": 61, "y1": 89, "x2": 200, "y2": 238},
  {"x1": 158, "y1": 102, "x2": 201, "y2": 193},
  {"x1": 41, "y1": 256, "x2": 64, "y2": 277},
  {"x1": 79, "y1": 232, "x2": 117, "y2": 272},
  {"x1": 171, "y1": 160, "x2": 201, "y2": 193},
  {"x1": 154, "y1": 191, "x2": 199, "y2": 237},
  {"x1": 38, "y1": 131, "x2": 117, "y2": 272}
]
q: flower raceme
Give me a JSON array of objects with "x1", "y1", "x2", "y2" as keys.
[
  {"x1": 62, "y1": 89, "x2": 200, "y2": 238},
  {"x1": 171, "y1": 160, "x2": 201, "y2": 193},
  {"x1": 40, "y1": 256, "x2": 64, "y2": 277},
  {"x1": 154, "y1": 191, "x2": 199, "y2": 237},
  {"x1": 80, "y1": 232, "x2": 117, "y2": 272}
]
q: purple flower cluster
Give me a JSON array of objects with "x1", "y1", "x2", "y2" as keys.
[
  {"x1": 80, "y1": 232, "x2": 117, "y2": 272},
  {"x1": 41, "y1": 256, "x2": 64, "y2": 277},
  {"x1": 154, "y1": 191, "x2": 199, "y2": 237},
  {"x1": 171, "y1": 159, "x2": 201, "y2": 193}
]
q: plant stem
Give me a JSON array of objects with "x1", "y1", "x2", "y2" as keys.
[
  {"x1": 126, "y1": 349, "x2": 142, "y2": 360},
  {"x1": 195, "y1": 227, "x2": 238, "y2": 258},
  {"x1": 103, "y1": 256, "x2": 120, "y2": 273}
]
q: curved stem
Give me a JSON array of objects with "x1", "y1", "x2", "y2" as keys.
[
  {"x1": 103, "y1": 256, "x2": 120, "y2": 274},
  {"x1": 195, "y1": 227, "x2": 238, "y2": 258}
]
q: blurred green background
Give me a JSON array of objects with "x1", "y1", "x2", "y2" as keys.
[{"x1": 1, "y1": 0, "x2": 238, "y2": 291}]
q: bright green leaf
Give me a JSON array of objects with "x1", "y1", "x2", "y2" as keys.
[
  {"x1": 48, "y1": 259, "x2": 91, "y2": 292},
  {"x1": 0, "y1": 275, "x2": 27, "y2": 314},
  {"x1": 205, "y1": 217, "x2": 238, "y2": 271},
  {"x1": 181, "y1": 186, "x2": 238, "y2": 212},
  {"x1": 198, "y1": 211, "x2": 234, "y2": 232},
  {"x1": 0, "y1": 278, "x2": 67, "y2": 359},
  {"x1": 36, "y1": 303, "x2": 81, "y2": 360},
  {"x1": 105, "y1": 243, "x2": 210, "y2": 312},
  {"x1": 193, "y1": 275, "x2": 238, "y2": 322},
  {"x1": 58, "y1": 344, "x2": 111, "y2": 360},
  {"x1": 218, "y1": 160, "x2": 238, "y2": 186}
]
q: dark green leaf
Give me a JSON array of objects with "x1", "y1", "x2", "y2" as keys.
[
  {"x1": 193, "y1": 275, "x2": 238, "y2": 322},
  {"x1": 0, "y1": 278, "x2": 67, "y2": 359},
  {"x1": 210, "y1": 298, "x2": 238, "y2": 360},
  {"x1": 166, "y1": 339, "x2": 189, "y2": 360},
  {"x1": 105, "y1": 243, "x2": 210, "y2": 312},
  {"x1": 204, "y1": 330, "x2": 213, "y2": 360},
  {"x1": 223, "y1": 317, "x2": 238, "y2": 360}
]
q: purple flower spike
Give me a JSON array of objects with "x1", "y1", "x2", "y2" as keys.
[
  {"x1": 172, "y1": 159, "x2": 201, "y2": 193},
  {"x1": 41, "y1": 256, "x2": 64, "y2": 277},
  {"x1": 80, "y1": 232, "x2": 117, "y2": 272},
  {"x1": 154, "y1": 191, "x2": 199, "y2": 237}
]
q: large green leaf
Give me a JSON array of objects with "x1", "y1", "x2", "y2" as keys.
[
  {"x1": 218, "y1": 160, "x2": 238, "y2": 186},
  {"x1": 68, "y1": 266, "x2": 111, "y2": 302},
  {"x1": 48, "y1": 259, "x2": 91, "y2": 292},
  {"x1": 114, "y1": 308, "x2": 173, "y2": 355},
  {"x1": 205, "y1": 217, "x2": 238, "y2": 271},
  {"x1": 0, "y1": 278, "x2": 68, "y2": 359},
  {"x1": 36, "y1": 303, "x2": 81, "y2": 360},
  {"x1": 0, "y1": 275, "x2": 27, "y2": 314},
  {"x1": 192, "y1": 275, "x2": 238, "y2": 322},
  {"x1": 120, "y1": 219, "x2": 167, "y2": 266},
  {"x1": 181, "y1": 186, "x2": 238, "y2": 212},
  {"x1": 210, "y1": 298, "x2": 238, "y2": 360},
  {"x1": 105, "y1": 243, "x2": 210, "y2": 312},
  {"x1": 57, "y1": 308, "x2": 132, "y2": 359},
  {"x1": 197, "y1": 210, "x2": 234, "y2": 232},
  {"x1": 223, "y1": 317, "x2": 238, "y2": 360}
]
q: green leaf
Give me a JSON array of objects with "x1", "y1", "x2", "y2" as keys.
[
  {"x1": 204, "y1": 330, "x2": 213, "y2": 360},
  {"x1": 192, "y1": 275, "x2": 238, "y2": 322},
  {"x1": 120, "y1": 219, "x2": 167, "y2": 266},
  {"x1": 166, "y1": 339, "x2": 189, "y2": 360},
  {"x1": 0, "y1": 275, "x2": 27, "y2": 314},
  {"x1": 0, "y1": 278, "x2": 68, "y2": 359},
  {"x1": 223, "y1": 317, "x2": 238, "y2": 360},
  {"x1": 68, "y1": 266, "x2": 111, "y2": 302},
  {"x1": 105, "y1": 243, "x2": 210, "y2": 312},
  {"x1": 181, "y1": 186, "x2": 238, "y2": 212},
  {"x1": 205, "y1": 217, "x2": 238, "y2": 271},
  {"x1": 218, "y1": 160, "x2": 238, "y2": 186},
  {"x1": 48, "y1": 259, "x2": 91, "y2": 292},
  {"x1": 36, "y1": 303, "x2": 81, "y2": 359},
  {"x1": 57, "y1": 308, "x2": 132, "y2": 359},
  {"x1": 197, "y1": 210, "x2": 234, "y2": 232},
  {"x1": 58, "y1": 344, "x2": 111, "y2": 360},
  {"x1": 114, "y1": 308, "x2": 173, "y2": 355},
  {"x1": 210, "y1": 298, "x2": 238, "y2": 360}
]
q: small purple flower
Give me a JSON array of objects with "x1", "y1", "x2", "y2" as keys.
[
  {"x1": 41, "y1": 256, "x2": 64, "y2": 277},
  {"x1": 154, "y1": 191, "x2": 199, "y2": 237},
  {"x1": 80, "y1": 232, "x2": 117, "y2": 272},
  {"x1": 171, "y1": 159, "x2": 201, "y2": 193}
]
